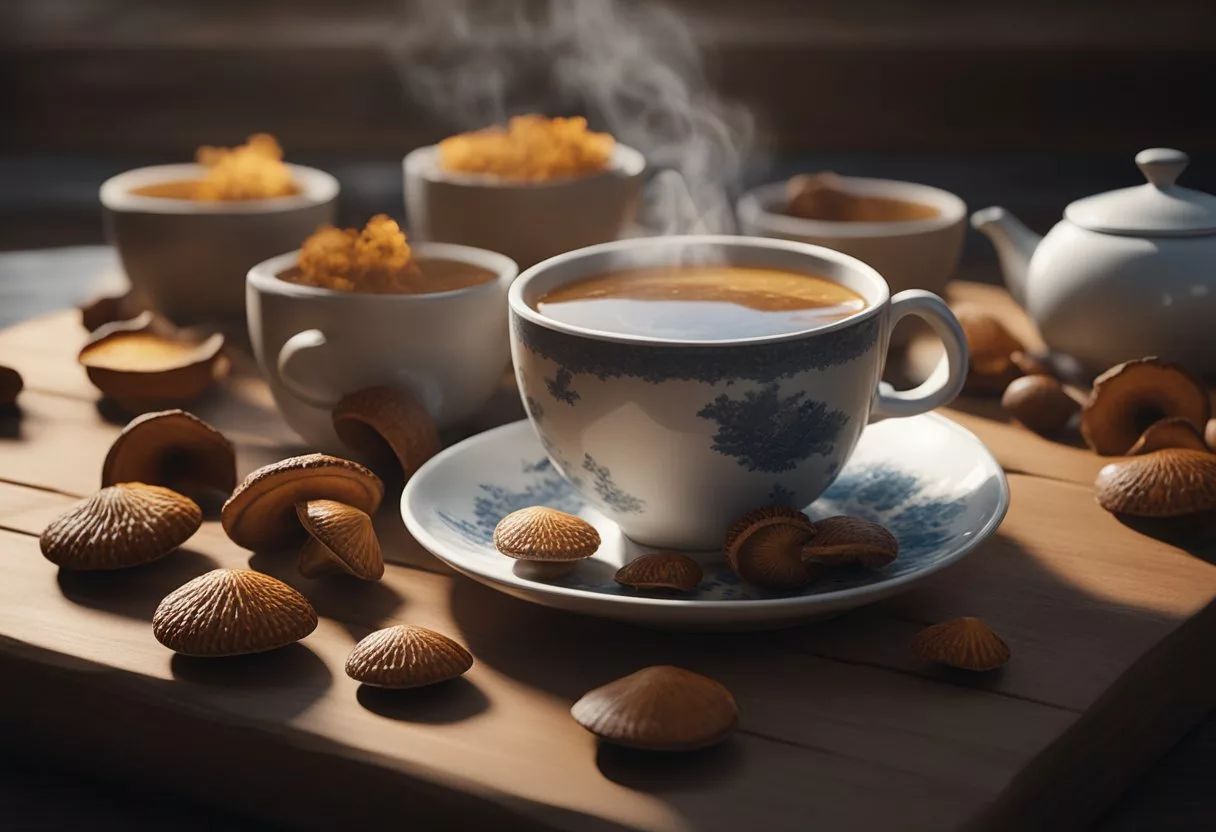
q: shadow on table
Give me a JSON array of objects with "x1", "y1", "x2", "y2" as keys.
[
  {"x1": 56, "y1": 548, "x2": 218, "y2": 620},
  {"x1": 595, "y1": 741, "x2": 745, "y2": 792},
  {"x1": 356, "y1": 677, "x2": 489, "y2": 724},
  {"x1": 170, "y1": 643, "x2": 332, "y2": 716},
  {"x1": 0, "y1": 405, "x2": 21, "y2": 439}
]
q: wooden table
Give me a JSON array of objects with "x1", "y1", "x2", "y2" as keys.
[{"x1": 2, "y1": 264, "x2": 1216, "y2": 830}]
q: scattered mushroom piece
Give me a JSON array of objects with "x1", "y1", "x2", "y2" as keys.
[
  {"x1": 153, "y1": 568, "x2": 318, "y2": 657},
  {"x1": 1001, "y1": 375, "x2": 1079, "y2": 436},
  {"x1": 1127, "y1": 417, "x2": 1210, "y2": 455},
  {"x1": 953, "y1": 303, "x2": 1025, "y2": 394},
  {"x1": 345, "y1": 625, "x2": 473, "y2": 688},
  {"x1": 1205, "y1": 418, "x2": 1216, "y2": 452},
  {"x1": 912, "y1": 617, "x2": 1010, "y2": 671},
  {"x1": 724, "y1": 506, "x2": 818, "y2": 591},
  {"x1": 332, "y1": 386, "x2": 441, "y2": 481},
  {"x1": 101, "y1": 409, "x2": 236, "y2": 498},
  {"x1": 221, "y1": 454, "x2": 383, "y2": 551},
  {"x1": 615, "y1": 553, "x2": 703, "y2": 593},
  {"x1": 800, "y1": 515, "x2": 898, "y2": 570},
  {"x1": 296, "y1": 499, "x2": 385, "y2": 580},
  {"x1": 0, "y1": 365, "x2": 23, "y2": 407},
  {"x1": 1094, "y1": 449, "x2": 1216, "y2": 518},
  {"x1": 571, "y1": 666, "x2": 739, "y2": 751},
  {"x1": 78, "y1": 314, "x2": 226, "y2": 413},
  {"x1": 40, "y1": 483, "x2": 202, "y2": 570},
  {"x1": 1080, "y1": 357, "x2": 1210, "y2": 456},
  {"x1": 1009, "y1": 350, "x2": 1054, "y2": 378},
  {"x1": 79, "y1": 291, "x2": 143, "y2": 332},
  {"x1": 493, "y1": 506, "x2": 600, "y2": 580}
]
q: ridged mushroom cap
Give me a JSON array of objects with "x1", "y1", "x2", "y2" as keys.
[
  {"x1": 1094, "y1": 449, "x2": 1216, "y2": 518},
  {"x1": 296, "y1": 499, "x2": 385, "y2": 580},
  {"x1": 102, "y1": 409, "x2": 236, "y2": 497},
  {"x1": 614, "y1": 553, "x2": 703, "y2": 592},
  {"x1": 1081, "y1": 358, "x2": 1210, "y2": 456},
  {"x1": 912, "y1": 617, "x2": 1010, "y2": 671},
  {"x1": 800, "y1": 515, "x2": 899, "y2": 570},
  {"x1": 344, "y1": 624, "x2": 473, "y2": 688},
  {"x1": 493, "y1": 506, "x2": 600, "y2": 562}
]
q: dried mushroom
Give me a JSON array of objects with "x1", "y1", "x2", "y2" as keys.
[
  {"x1": 724, "y1": 506, "x2": 818, "y2": 591},
  {"x1": 345, "y1": 624, "x2": 473, "y2": 688},
  {"x1": 571, "y1": 665, "x2": 739, "y2": 751},
  {"x1": 0, "y1": 365, "x2": 23, "y2": 407},
  {"x1": 153, "y1": 568, "x2": 318, "y2": 657},
  {"x1": 1001, "y1": 375, "x2": 1079, "y2": 436},
  {"x1": 40, "y1": 483, "x2": 202, "y2": 570},
  {"x1": 1127, "y1": 417, "x2": 1209, "y2": 455},
  {"x1": 221, "y1": 454, "x2": 383, "y2": 552},
  {"x1": 1080, "y1": 358, "x2": 1210, "y2": 456},
  {"x1": 493, "y1": 506, "x2": 600, "y2": 579},
  {"x1": 1009, "y1": 350, "x2": 1054, "y2": 378},
  {"x1": 296, "y1": 499, "x2": 385, "y2": 580},
  {"x1": 78, "y1": 315, "x2": 226, "y2": 412},
  {"x1": 953, "y1": 303, "x2": 1025, "y2": 394},
  {"x1": 332, "y1": 386, "x2": 441, "y2": 481},
  {"x1": 1094, "y1": 450, "x2": 1216, "y2": 518},
  {"x1": 102, "y1": 409, "x2": 236, "y2": 498},
  {"x1": 615, "y1": 553, "x2": 703, "y2": 593},
  {"x1": 1206, "y1": 419, "x2": 1216, "y2": 452},
  {"x1": 79, "y1": 291, "x2": 143, "y2": 332},
  {"x1": 800, "y1": 515, "x2": 898, "y2": 570},
  {"x1": 912, "y1": 617, "x2": 1010, "y2": 671}
]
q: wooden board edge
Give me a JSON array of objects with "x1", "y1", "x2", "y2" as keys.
[{"x1": 970, "y1": 597, "x2": 1216, "y2": 831}]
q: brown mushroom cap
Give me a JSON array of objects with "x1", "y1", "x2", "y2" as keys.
[
  {"x1": 344, "y1": 624, "x2": 473, "y2": 688},
  {"x1": 0, "y1": 365, "x2": 23, "y2": 406},
  {"x1": 615, "y1": 553, "x2": 703, "y2": 593},
  {"x1": 1009, "y1": 351, "x2": 1054, "y2": 378},
  {"x1": 296, "y1": 499, "x2": 385, "y2": 580},
  {"x1": 912, "y1": 617, "x2": 1010, "y2": 671},
  {"x1": 1081, "y1": 358, "x2": 1210, "y2": 456},
  {"x1": 152, "y1": 568, "x2": 318, "y2": 657},
  {"x1": 102, "y1": 409, "x2": 236, "y2": 497},
  {"x1": 493, "y1": 506, "x2": 600, "y2": 562},
  {"x1": 78, "y1": 318, "x2": 226, "y2": 413},
  {"x1": 79, "y1": 291, "x2": 143, "y2": 332},
  {"x1": 221, "y1": 454, "x2": 383, "y2": 551},
  {"x1": 1094, "y1": 449, "x2": 1216, "y2": 518},
  {"x1": 1127, "y1": 417, "x2": 1210, "y2": 455},
  {"x1": 724, "y1": 507, "x2": 817, "y2": 591},
  {"x1": 723, "y1": 506, "x2": 810, "y2": 555},
  {"x1": 1000, "y1": 375, "x2": 1079, "y2": 436},
  {"x1": 40, "y1": 483, "x2": 202, "y2": 570},
  {"x1": 800, "y1": 515, "x2": 899, "y2": 570},
  {"x1": 332, "y1": 386, "x2": 441, "y2": 481},
  {"x1": 571, "y1": 665, "x2": 739, "y2": 751},
  {"x1": 1207, "y1": 418, "x2": 1216, "y2": 452}
]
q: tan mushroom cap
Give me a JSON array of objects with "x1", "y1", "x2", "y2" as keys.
[
  {"x1": 102, "y1": 409, "x2": 236, "y2": 497},
  {"x1": 1128, "y1": 417, "x2": 1210, "y2": 455},
  {"x1": 296, "y1": 499, "x2": 385, "y2": 580},
  {"x1": 493, "y1": 506, "x2": 600, "y2": 562},
  {"x1": 222, "y1": 454, "x2": 383, "y2": 552},
  {"x1": 40, "y1": 483, "x2": 202, "y2": 570},
  {"x1": 1206, "y1": 418, "x2": 1216, "y2": 452},
  {"x1": 78, "y1": 316, "x2": 226, "y2": 413},
  {"x1": 153, "y1": 568, "x2": 318, "y2": 657},
  {"x1": 0, "y1": 365, "x2": 23, "y2": 407},
  {"x1": 1081, "y1": 358, "x2": 1210, "y2": 456},
  {"x1": 571, "y1": 665, "x2": 739, "y2": 751},
  {"x1": 332, "y1": 386, "x2": 441, "y2": 481},
  {"x1": 800, "y1": 515, "x2": 899, "y2": 570},
  {"x1": 344, "y1": 624, "x2": 473, "y2": 688},
  {"x1": 615, "y1": 553, "x2": 703, "y2": 593},
  {"x1": 1000, "y1": 375, "x2": 1079, "y2": 436},
  {"x1": 912, "y1": 617, "x2": 1010, "y2": 671},
  {"x1": 1094, "y1": 449, "x2": 1216, "y2": 518},
  {"x1": 724, "y1": 506, "x2": 817, "y2": 591}
]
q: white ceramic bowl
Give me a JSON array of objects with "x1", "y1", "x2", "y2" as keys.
[
  {"x1": 403, "y1": 144, "x2": 646, "y2": 269},
  {"x1": 101, "y1": 163, "x2": 339, "y2": 326},
  {"x1": 246, "y1": 243, "x2": 518, "y2": 452}
]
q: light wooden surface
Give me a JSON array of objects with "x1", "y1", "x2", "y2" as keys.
[{"x1": 2, "y1": 290, "x2": 1216, "y2": 830}]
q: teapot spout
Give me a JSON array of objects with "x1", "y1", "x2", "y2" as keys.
[{"x1": 970, "y1": 206, "x2": 1041, "y2": 307}]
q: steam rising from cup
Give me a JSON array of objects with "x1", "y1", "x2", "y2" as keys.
[{"x1": 392, "y1": 0, "x2": 757, "y2": 238}]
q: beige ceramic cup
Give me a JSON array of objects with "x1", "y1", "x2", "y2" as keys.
[
  {"x1": 403, "y1": 144, "x2": 646, "y2": 270},
  {"x1": 101, "y1": 164, "x2": 339, "y2": 327},
  {"x1": 737, "y1": 177, "x2": 966, "y2": 347}
]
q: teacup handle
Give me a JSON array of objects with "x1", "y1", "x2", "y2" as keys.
[
  {"x1": 277, "y1": 328, "x2": 340, "y2": 410},
  {"x1": 871, "y1": 290, "x2": 968, "y2": 420}
]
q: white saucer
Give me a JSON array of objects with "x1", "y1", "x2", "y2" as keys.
[{"x1": 402, "y1": 416, "x2": 1009, "y2": 631}]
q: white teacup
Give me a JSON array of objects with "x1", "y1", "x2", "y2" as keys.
[
  {"x1": 247, "y1": 243, "x2": 518, "y2": 452},
  {"x1": 508, "y1": 235, "x2": 969, "y2": 550}
]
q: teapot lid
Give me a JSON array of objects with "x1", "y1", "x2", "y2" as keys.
[{"x1": 1065, "y1": 148, "x2": 1216, "y2": 237}]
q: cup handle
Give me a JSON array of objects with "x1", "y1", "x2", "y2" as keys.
[
  {"x1": 871, "y1": 290, "x2": 969, "y2": 420},
  {"x1": 277, "y1": 328, "x2": 340, "y2": 410}
]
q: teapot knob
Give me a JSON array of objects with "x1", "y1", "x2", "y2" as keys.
[{"x1": 1136, "y1": 148, "x2": 1189, "y2": 189}]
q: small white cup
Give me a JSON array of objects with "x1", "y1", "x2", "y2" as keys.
[
  {"x1": 247, "y1": 243, "x2": 519, "y2": 452},
  {"x1": 509, "y1": 235, "x2": 969, "y2": 550},
  {"x1": 101, "y1": 163, "x2": 339, "y2": 326}
]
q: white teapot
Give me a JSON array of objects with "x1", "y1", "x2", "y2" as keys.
[{"x1": 971, "y1": 148, "x2": 1216, "y2": 378}]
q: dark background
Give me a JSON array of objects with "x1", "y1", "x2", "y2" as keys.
[{"x1": 3, "y1": 0, "x2": 1216, "y2": 829}]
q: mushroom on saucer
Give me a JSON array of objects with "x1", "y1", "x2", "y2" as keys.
[
  {"x1": 615, "y1": 553, "x2": 702, "y2": 593},
  {"x1": 723, "y1": 506, "x2": 818, "y2": 591},
  {"x1": 493, "y1": 506, "x2": 600, "y2": 580}
]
